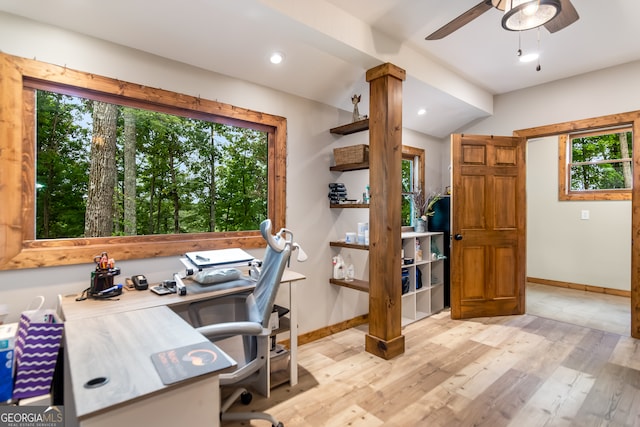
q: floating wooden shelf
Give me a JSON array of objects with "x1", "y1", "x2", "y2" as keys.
[
  {"x1": 329, "y1": 241, "x2": 369, "y2": 250},
  {"x1": 330, "y1": 203, "x2": 369, "y2": 209},
  {"x1": 330, "y1": 162, "x2": 369, "y2": 172},
  {"x1": 330, "y1": 278, "x2": 370, "y2": 293},
  {"x1": 329, "y1": 119, "x2": 369, "y2": 135}
]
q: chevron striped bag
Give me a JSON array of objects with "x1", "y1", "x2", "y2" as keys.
[{"x1": 12, "y1": 298, "x2": 63, "y2": 400}]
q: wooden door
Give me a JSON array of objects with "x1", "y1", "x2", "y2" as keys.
[{"x1": 450, "y1": 134, "x2": 526, "y2": 319}]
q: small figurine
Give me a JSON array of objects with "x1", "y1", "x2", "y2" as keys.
[{"x1": 352, "y1": 94, "x2": 362, "y2": 122}]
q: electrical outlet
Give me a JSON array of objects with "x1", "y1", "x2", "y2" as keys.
[{"x1": 581, "y1": 210, "x2": 590, "y2": 220}]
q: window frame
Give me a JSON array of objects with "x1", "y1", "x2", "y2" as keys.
[
  {"x1": 0, "y1": 53, "x2": 286, "y2": 270},
  {"x1": 558, "y1": 126, "x2": 633, "y2": 201},
  {"x1": 401, "y1": 145, "x2": 425, "y2": 227}
]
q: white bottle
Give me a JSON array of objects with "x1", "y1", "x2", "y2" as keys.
[
  {"x1": 333, "y1": 255, "x2": 345, "y2": 279},
  {"x1": 345, "y1": 254, "x2": 355, "y2": 282},
  {"x1": 332, "y1": 256, "x2": 340, "y2": 279}
]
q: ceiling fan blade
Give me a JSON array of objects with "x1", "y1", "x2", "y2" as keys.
[
  {"x1": 544, "y1": 0, "x2": 579, "y2": 33},
  {"x1": 426, "y1": 0, "x2": 494, "y2": 40}
]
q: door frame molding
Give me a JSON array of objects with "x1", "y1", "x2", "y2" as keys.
[{"x1": 513, "y1": 110, "x2": 640, "y2": 339}]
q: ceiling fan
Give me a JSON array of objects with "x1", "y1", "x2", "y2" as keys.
[{"x1": 426, "y1": 0, "x2": 579, "y2": 40}]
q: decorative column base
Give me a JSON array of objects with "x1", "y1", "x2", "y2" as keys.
[{"x1": 365, "y1": 333, "x2": 405, "y2": 360}]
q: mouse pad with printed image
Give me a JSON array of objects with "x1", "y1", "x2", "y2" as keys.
[{"x1": 151, "y1": 341, "x2": 236, "y2": 385}]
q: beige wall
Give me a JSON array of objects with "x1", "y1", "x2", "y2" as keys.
[
  {"x1": 527, "y1": 136, "x2": 631, "y2": 290},
  {"x1": 0, "y1": 12, "x2": 444, "y2": 330}
]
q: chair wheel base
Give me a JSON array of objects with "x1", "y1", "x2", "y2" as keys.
[{"x1": 240, "y1": 391, "x2": 252, "y2": 405}]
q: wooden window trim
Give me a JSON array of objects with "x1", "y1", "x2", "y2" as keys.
[
  {"x1": 401, "y1": 145, "x2": 425, "y2": 229},
  {"x1": 558, "y1": 129, "x2": 632, "y2": 201},
  {"x1": 402, "y1": 145, "x2": 425, "y2": 188},
  {"x1": 401, "y1": 145, "x2": 426, "y2": 204},
  {"x1": 513, "y1": 111, "x2": 640, "y2": 202},
  {"x1": 0, "y1": 53, "x2": 286, "y2": 270}
]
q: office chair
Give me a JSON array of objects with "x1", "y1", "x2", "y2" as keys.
[{"x1": 194, "y1": 219, "x2": 306, "y2": 427}]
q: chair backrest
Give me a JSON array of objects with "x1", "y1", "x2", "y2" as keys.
[{"x1": 250, "y1": 221, "x2": 292, "y2": 328}]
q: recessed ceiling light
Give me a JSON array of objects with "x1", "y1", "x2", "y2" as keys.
[
  {"x1": 270, "y1": 52, "x2": 284, "y2": 64},
  {"x1": 417, "y1": 108, "x2": 427, "y2": 116},
  {"x1": 519, "y1": 52, "x2": 539, "y2": 63}
]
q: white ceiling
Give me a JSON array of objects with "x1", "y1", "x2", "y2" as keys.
[{"x1": 2, "y1": 0, "x2": 640, "y2": 137}]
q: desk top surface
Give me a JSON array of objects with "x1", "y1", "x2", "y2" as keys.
[
  {"x1": 64, "y1": 305, "x2": 236, "y2": 419},
  {"x1": 61, "y1": 269, "x2": 305, "y2": 321},
  {"x1": 61, "y1": 269, "x2": 304, "y2": 418}
]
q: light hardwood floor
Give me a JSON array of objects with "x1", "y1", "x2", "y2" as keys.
[
  {"x1": 526, "y1": 282, "x2": 631, "y2": 336},
  {"x1": 225, "y1": 301, "x2": 640, "y2": 426}
]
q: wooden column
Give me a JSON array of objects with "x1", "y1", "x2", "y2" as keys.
[{"x1": 365, "y1": 63, "x2": 406, "y2": 359}]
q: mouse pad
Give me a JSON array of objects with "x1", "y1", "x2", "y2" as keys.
[{"x1": 151, "y1": 341, "x2": 235, "y2": 385}]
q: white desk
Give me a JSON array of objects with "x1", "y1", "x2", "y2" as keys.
[
  {"x1": 60, "y1": 269, "x2": 305, "y2": 425},
  {"x1": 63, "y1": 306, "x2": 234, "y2": 427}
]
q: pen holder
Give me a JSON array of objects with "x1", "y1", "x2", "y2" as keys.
[{"x1": 90, "y1": 267, "x2": 121, "y2": 298}]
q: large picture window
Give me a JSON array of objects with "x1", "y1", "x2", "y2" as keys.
[
  {"x1": 0, "y1": 53, "x2": 286, "y2": 270},
  {"x1": 35, "y1": 90, "x2": 268, "y2": 239}
]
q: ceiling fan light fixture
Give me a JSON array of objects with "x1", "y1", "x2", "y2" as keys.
[
  {"x1": 502, "y1": 0, "x2": 561, "y2": 31},
  {"x1": 519, "y1": 52, "x2": 539, "y2": 63}
]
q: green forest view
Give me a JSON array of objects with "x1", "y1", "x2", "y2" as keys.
[
  {"x1": 401, "y1": 158, "x2": 413, "y2": 227},
  {"x1": 570, "y1": 129, "x2": 632, "y2": 191},
  {"x1": 36, "y1": 90, "x2": 268, "y2": 239}
]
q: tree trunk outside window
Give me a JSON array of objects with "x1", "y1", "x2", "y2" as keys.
[
  {"x1": 85, "y1": 101, "x2": 117, "y2": 237},
  {"x1": 620, "y1": 132, "x2": 632, "y2": 188},
  {"x1": 123, "y1": 108, "x2": 137, "y2": 235}
]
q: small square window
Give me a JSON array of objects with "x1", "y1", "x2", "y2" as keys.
[{"x1": 559, "y1": 127, "x2": 632, "y2": 201}]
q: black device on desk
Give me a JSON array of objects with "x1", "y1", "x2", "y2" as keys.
[
  {"x1": 150, "y1": 280, "x2": 175, "y2": 296},
  {"x1": 131, "y1": 275, "x2": 149, "y2": 290},
  {"x1": 150, "y1": 285, "x2": 172, "y2": 295},
  {"x1": 149, "y1": 278, "x2": 187, "y2": 296}
]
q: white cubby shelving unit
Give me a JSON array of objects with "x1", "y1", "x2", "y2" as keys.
[{"x1": 400, "y1": 231, "x2": 445, "y2": 326}]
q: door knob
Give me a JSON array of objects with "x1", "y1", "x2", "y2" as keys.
[{"x1": 454, "y1": 234, "x2": 463, "y2": 240}]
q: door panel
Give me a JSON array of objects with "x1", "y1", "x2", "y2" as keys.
[
  {"x1": 494, "y1": 176, "x2": 517, "y2": 228},
  {"x1": 494, "y1": 246, "x2": 517, "y2": 297},
  {"x1": 461, "y1": 246, "x2": 486, "y2": 300},
  {"x1": 451, "y1": 134, "x2": 526, "y2": 319},
  {"x1": 460, "y1": 175, "x2": 486, "y2": 229}
]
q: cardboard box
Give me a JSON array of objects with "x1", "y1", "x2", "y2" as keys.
[{"x1": 0, "y1": 323, "x2": 18, "y2": 402}]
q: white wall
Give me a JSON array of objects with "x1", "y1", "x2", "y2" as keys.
[
  {"x1": 0, "y1": 13, "x2": 443, "y2": 330},
  {"x1": 527, "y1": 136, "x2": 631, "y2": 290},
  {"x1": 458, "y1": 60, "x2": 640, "y2": 291}
]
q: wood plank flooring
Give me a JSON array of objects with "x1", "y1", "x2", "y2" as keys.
[
  {"x1": 526, "y1": 282, "x2": 631, "y2": 336},
  {"x1": 224, "y1": 307, "x2": 640, "y2": 426}
]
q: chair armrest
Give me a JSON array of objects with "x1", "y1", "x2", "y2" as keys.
[{"x1": 196, "y1": 321, "x2": 263, "y2": 340}]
